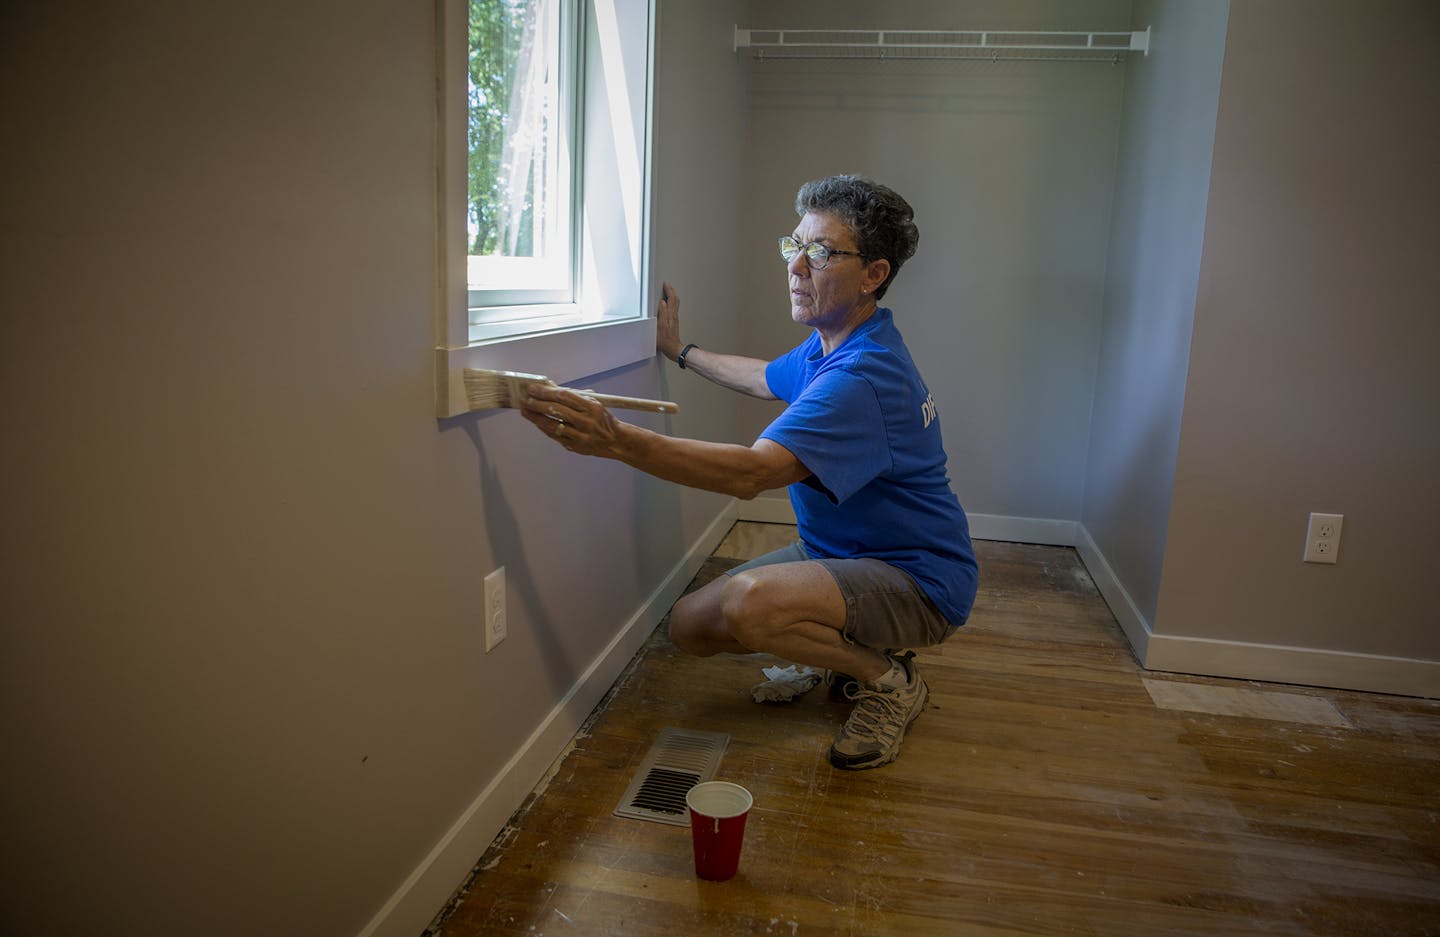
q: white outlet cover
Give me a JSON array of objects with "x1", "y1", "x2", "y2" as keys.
[
  {"x1": 484, "y1": 566, "x2": 506, "y2": 650},
  {"x1": 1303, "y1": 513, "x2": 1343, "y2": 564}
]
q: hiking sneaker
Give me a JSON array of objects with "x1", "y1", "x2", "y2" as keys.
[
  {"x1": 824, "y1": 648, "x2": 893, "y2": 702},
  {"x1": 828, "y1": 652, "x2": 929, "y2": 770}
]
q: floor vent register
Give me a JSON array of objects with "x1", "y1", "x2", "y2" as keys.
[{"x1": 613, "y1": 727, "x2": 729, "y2": 826}]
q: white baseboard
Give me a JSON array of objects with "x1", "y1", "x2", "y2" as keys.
[
  {"x1": 1073, "y1": 523, "x2": 1153, "y2": 663},
  {"x1": 967, "y1": 513, "x2": 1077, "y2": 546},
  {"x1": 735, "y1": 496, "x2": 795, "y2": 524},
  {"x1": 1074, "y1": 524, "x2": 1439, "y2": 698},
  {"x1": 729, "y1": 507, "x2": 1438, "y2": 697},
  {"x1": 738, "y1": 504, "x2": 1084, "y2": 549},
  {"x1": 356, "y1": 504, "x2": 740, "y2": 937},
  {"x1": 1143, "y1": 632, "x2": 1440, "y2": 698}
]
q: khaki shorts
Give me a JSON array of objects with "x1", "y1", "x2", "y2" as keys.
[{"x1": 726, "y1": 542, "x2": 957, "y2": 650}]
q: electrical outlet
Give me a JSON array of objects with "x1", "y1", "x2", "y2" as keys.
[
  {"x1": 1303, "y1": 513, "x2": 1343, "y2": 564},
  {"x1": 484, "y1": 566, "x2": 507, "y2": 651}
]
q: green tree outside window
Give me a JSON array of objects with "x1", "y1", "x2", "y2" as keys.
[{"x1": 469, "y1": 0, "x2": 550, "y2": 258}]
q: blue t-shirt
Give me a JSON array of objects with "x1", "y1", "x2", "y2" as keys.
[{"x1": 759, "y1": 308, "x2": 978, "y2": 626}]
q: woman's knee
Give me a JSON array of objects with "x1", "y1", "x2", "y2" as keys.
[
  {"x1": 721, "y1": 571, "x2": 781, "y2": 650},
  {"x1": 667, "y1": 569, "x2": 802, "y2": 655},
  {"x1": 667, "y1": 586, "x2": 727, "y2": 656}
]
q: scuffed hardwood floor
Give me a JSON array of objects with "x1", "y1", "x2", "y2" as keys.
[{"x1": 430, "y1": 524, "x2": 1440, "y2": 936}]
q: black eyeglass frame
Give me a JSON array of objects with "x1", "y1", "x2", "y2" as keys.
[{"x1": 778, "y1": 235, "x2": 865, "y2": 270}]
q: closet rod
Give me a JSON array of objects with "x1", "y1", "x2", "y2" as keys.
[{"x1": 734, "y1": 25, "x2": 1151, "y2": 60}]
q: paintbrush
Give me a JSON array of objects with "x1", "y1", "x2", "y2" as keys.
[{"x1": 463, "y1": 368, "x2": 679, "y2": 415}]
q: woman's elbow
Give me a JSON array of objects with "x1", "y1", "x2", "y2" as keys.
[
  {"x1": 730, "y1": 469, "x2": 797, "y2": 501},
  {"x1": 732, "y1": 482, "x2": 767, "y2": 501}
]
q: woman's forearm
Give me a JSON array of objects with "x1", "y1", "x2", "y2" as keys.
[
  {"x1": 680, "y1": 346, "x2": 776, "y2": 399},
  {"x1": 608, "y1": 424, "x2": 804, "y2": 499}
]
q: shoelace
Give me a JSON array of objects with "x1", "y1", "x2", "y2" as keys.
[{"x1": 841, "y1": 684, "x2": 911, "y2": 740}]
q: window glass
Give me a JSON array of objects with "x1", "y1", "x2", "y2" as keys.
[{"x1": 467, "y1": 0, "x2": 574, "y2": 308}]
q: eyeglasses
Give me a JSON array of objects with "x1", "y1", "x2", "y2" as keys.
[{"x1": 778, "y1": 235, "x2": 864, "y2": 270}]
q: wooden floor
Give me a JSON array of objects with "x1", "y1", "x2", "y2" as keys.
[{"x1": 430, "y1": 524, "x2": 1440, "y2": 937}]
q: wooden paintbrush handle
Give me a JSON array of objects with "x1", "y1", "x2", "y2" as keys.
[{"x1": 577, "y1": 391, "x2": 679, "y2": 414}]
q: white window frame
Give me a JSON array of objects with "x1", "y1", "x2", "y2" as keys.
[{"x1": 434, "y1": 0, "x2": 658, "y2": 418}]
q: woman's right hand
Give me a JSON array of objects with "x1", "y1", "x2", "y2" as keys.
[{"x1": 655, "y1": 281, "x2": 683, "y2": 362}]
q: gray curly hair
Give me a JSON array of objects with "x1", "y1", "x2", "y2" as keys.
[{"x1": 795, "y1": 174, "x2": 919, "y2": 300}]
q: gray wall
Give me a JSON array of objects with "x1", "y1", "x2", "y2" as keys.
[
  {"x1": 652, "y1": 0, "x2": 751, "y2": 449},
  {"x1": 0, "y1": 1, "x2": 748, "y2": 935},
  {"x1": 1082, "y1": 0, "x2": 1230, "y2": 625},
  {"x1": 736, "y1": 0, "x2": 1133, "y2": 524},
  {"x1": 1153, "y1": 0, "x2": 1440, "y2": 664}
]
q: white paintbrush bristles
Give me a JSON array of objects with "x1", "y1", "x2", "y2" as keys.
[{"x1": 462, "y1": 368, "x2": 553, "y2": 411}]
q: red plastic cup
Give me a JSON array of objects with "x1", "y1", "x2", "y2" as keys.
[{"x1": 685, "y1": 781, "x2": 753, "y2": 881}]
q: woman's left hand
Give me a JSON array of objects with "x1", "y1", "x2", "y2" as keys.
[
  {"x1": 655, "y1": 281, "x2": 683, "y2": 362},
  {"x1": 518, "y1": 382, "x2": 622, "y2": 457}
]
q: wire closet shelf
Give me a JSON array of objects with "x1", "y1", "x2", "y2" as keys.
[{"x1": 734, "y1": 26, "x2": 1151, "y2": 64}]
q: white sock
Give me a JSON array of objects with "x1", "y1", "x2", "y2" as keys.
[{"x1": 873, "y1": 657, "x2": 909, "y2": 690}]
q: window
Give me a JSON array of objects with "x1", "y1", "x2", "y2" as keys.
[
  {"x1": 435, "y1": 0, "x2": 658, "y2": 417},
  {"x1": 467, "y1": 0, "x2": 577, "y2": 312}
]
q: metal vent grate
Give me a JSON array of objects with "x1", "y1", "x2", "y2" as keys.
[{"x1": 613, "y1": 727, "x2": 729, "y2": 825}]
